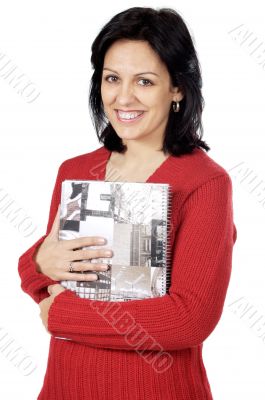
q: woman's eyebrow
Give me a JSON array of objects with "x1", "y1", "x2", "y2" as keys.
[{"x1": 103, "y1": 67, "x2": 159, "y2": 77}]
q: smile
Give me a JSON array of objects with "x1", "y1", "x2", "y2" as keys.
[{"x1": 115, "y1": 110, "x2": 145, "y2": 123}]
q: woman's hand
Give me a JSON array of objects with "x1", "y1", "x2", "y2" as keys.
[
  {"x1": 39, "y1": 284, "x2": 66, "y2": 332},
  {"x1": 33, "y1": 205, "x2": 113, "y2": 282}
]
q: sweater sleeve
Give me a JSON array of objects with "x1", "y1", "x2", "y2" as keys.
[
  {"x1": 47, "y1": 173, "x2": 237, "y2": 351},
  {"x1": 17, "y1": 162, "x2": 66, "y2": 304}
]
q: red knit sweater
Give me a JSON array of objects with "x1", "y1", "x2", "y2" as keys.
[{"x1": 18, "y1": 145, "x2": 237, "y2": 400}]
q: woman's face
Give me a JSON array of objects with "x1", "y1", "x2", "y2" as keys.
[{"x1": 101, "y1": 39, "x2": 183, "y2": 147}]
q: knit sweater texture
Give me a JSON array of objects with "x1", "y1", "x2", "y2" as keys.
[{"x1": 18, "y1": 145, "x2": 237, "y2": 400}]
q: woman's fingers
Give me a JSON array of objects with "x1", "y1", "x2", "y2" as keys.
[
  {"x1": 60, "y1": 271, "x2": 99, "y2": 281},
  {"x1": 68, "y1": 261, "x2": 110, "y2": 272},
  {"x1": 62, "y1": 236, "x2": 107, "y2": 250},
  {"x1": 41, "y1": 205, "x2": 112, "y2": 282},
  {"x1": 47, "y1": 284, "x2": 66, "y2": 296},
  {"x1": 66, "y1": 248, "x2": 113, "y2": 262},
  {"x1": 58, "y1": 260, "x2": 111, "y2": 282}
]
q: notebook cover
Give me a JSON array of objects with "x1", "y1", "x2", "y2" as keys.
[{"x1": 59, "y1": 180, "x2": 172, "y2": 302}]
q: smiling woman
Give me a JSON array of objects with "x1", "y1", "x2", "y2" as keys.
[
  {"x1": 100, "y1": 39, "x2": 183, "y2": 150},
  {"x1": 89, "y1": 7, "x2": 210, "y2": 162},
  {"x1": 17, "y1": 6, "x2": 237, "y2": 400}
]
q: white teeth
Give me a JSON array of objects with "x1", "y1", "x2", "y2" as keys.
[{"x1": 117, "y1": 111, "x2": 143, "y2": 119}]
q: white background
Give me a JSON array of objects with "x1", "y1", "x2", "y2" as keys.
[{"x1": 0, "y1": 0, "x2": 264, "y2": 398}]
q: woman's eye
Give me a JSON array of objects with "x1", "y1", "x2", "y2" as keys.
[
  {"x1": 138, "y1": 79, "x2": 152, "y2": 86},
  {"x1": 104, "y1": 75, "x2": 152, "y2": 86},
  {"x1": 105, "y1": 75, "x2": 117, "y2": 83}
]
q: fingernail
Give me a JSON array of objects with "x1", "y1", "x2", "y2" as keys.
[{"x1": 97, "y1": 238, "x2": 106, "y2": 244}]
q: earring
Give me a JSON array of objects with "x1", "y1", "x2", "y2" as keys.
[{"x1": 172, "y1": 101, "x2": 180, "y2": 112}]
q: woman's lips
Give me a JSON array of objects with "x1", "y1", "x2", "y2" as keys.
[{"x1": 115, "y1": 110, "x2": 145, "y2": 123}]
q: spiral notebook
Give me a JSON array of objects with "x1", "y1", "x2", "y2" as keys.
[{"x1": 59, "y1": 179, "x2": 173, "y2": 302}]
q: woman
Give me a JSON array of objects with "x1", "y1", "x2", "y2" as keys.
[{"x1": 18, "y1": 6, "x2": 237, "y2": 399}]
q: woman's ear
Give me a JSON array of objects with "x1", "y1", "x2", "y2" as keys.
[{"x1": 172, "y1": 86, "x2": 184, "y2": 102}]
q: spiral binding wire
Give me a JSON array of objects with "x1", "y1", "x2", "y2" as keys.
[{"x1": 161, "y1": 184, "x2": 173, "y2": 295}]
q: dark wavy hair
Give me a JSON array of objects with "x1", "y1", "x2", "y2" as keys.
[{"x1": 89, "y1": 6, "x2": 210, "y2": 156}]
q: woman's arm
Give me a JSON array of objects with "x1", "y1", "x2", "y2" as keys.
[
  {"x1": 17, "y1": 162, "x2": 66, "y2": 304},
  {"x1": 47, "y1": 173, "x2": 237, "y2": 351}
]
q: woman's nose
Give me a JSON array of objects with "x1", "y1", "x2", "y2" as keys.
[{"x1": 116, "y1": 82, "x2": 136, "y2": 103}]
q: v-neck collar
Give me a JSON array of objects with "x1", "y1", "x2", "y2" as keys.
[
  {"x1": 95, "y1": 146, "x2": 178, "y2": 184},
  {"x1": 91, "y1": 145, "x2": 204, "y2": 186}
]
